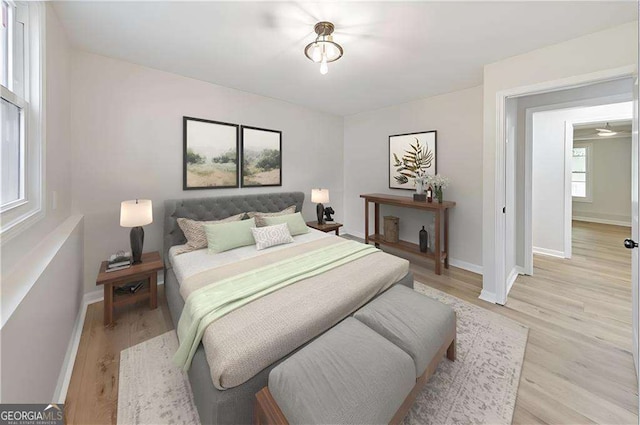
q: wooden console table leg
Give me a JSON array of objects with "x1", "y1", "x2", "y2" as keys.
[
  {"x1": 150, "y1": 273, "x2": 158, "y2": 310},
  {"x1": 435, "y1": 210, "x2": 442, "y2": 275},
  {"x1": 374, "y1": 203, "x2": 380, "y2": 247},
  {"x1": 364, "y1": 200, "x2": 369, "y2": 244},
  {"x1": 104, "y1": 284, "x2": 113, "y2": 326},
  {"x1": 374, "y1": 203, "x2": 380, "y2": 235},
  {"x1": 444, "y1": 208, "x2": 449, "y2": 269}
]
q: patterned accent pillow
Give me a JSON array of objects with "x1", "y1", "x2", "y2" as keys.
[
  {"x1": 251, "y1": 223, "x2": 294, "y2": 251},
  {"x1": 247, "y1": 205, "x2": 296, "y2": 227},
  {"x1": 175, "y1": 213, "x2": 245, "y2": 255}
]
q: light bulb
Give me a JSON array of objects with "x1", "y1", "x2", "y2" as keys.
[
  {"x1": 311, "y1": 44, "x2": 322, "y2": 62},
  {"x1": 320, "y1": 57, "x2": 328, "y2": 75}
]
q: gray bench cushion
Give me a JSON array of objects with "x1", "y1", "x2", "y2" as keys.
[
  {"x1": 354, "y1": 285, "x2": 456, "y2": 378},
  {"x1": 269, "y1": 317, "x2": 415, "y2": 425}
]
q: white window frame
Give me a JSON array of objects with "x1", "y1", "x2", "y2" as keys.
[
  {"x1": 1, "y1": 1, "x2": 45, "y2": 243},
  {"x1": 572, "y1": 142, "x2": 593, "y2": 203}
]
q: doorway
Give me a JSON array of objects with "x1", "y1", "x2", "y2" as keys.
[{"x1": 498, "y1": 74, "x2": 638, "y2": 379}]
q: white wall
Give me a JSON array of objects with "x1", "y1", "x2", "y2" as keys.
[
  {"x1": 482, "y1": 21, "x2": 637, "y2": 302},
  {"x1": 573, "y1": 137, "x2": 632, "y2": 226},
  {"x1": 1, "y1": 216, "x2": 84, "y2": 402},
  {"x1": 0, "y1": 6, "x2": 82, "y2": 403},
  {"x1": 531, "y1": 102, "x2": 632, "y2": 255},
  {"x1": 70, "y1": 52, "x2": 345, "y2": 293},
  {"x1": 343, "y1": 86, "x2": 483, "y2": 273}
]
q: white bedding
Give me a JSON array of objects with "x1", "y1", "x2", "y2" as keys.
[{"x1": 169, "y1": 228, "x2": 332, "y2": 284}]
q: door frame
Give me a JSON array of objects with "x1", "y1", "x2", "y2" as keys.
[
  {"x1": 493, "y1": 65, "x2": 636, "y2": 306},
  {"x1": 520, "y1": 95, "x2": 634, "y2": 274}
]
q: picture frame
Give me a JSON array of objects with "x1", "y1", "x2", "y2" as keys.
[
  {"x1": 389, "y1": 130, "x2": 437, "y2": 190},
  {"x1": 183, "y1": 116, "x2": 239, "y2": 190},
  {"x1": 240, "y1": 125, "x2": 282, "y2": 187}
]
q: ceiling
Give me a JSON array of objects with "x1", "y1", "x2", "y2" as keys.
[
  {"x1": 574, "y1": 121, "x2": 632, "y2": 141},
  {"x1": 53, "y1": 1, "x2": 637, "y2": 116}
]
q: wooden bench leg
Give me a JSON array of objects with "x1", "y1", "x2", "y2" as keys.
[{"x1": 447, "y1": 338, "x2": 456, "y2": 361}]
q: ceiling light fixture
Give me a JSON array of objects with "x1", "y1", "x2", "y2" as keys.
[
  {"x1": 304, "y1": 21, "x2": 343, "y2": 75},
  {"x1": 596, "y1": 123, "x2": 618, "y2": 137}
]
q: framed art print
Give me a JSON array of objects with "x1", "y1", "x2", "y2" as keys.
[
  {"x1": 183, "y1": 117, "x2": 239, "y2": 190},
  {"x1": 241, "y1": 125, "x2": 282, "y2": 187},
  {"x1": 389, "y1": 130, "x2": 437, "y2": 190}
]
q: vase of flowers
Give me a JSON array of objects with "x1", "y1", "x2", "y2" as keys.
[
  {"x1": 426, "y1": 174, "x2": 450, "y2": 203},
  {"x1": 414, "y1": 175, "x2": 427, "y2": 195}
]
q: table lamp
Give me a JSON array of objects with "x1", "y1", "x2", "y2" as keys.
[
  {"x1": 311, "y1": 189, "x2": 330, "y2": 225},
  {"x1": 120, "y1": 199, "x2": 153, "y2": 264}
]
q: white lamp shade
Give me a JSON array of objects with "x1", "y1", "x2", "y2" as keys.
[
  {"x1": 311, "y1": 189, "x2": 330, "y2": 204},
  {"x1": 120, "y1": 199, "x2": 153, "y2": 227}
]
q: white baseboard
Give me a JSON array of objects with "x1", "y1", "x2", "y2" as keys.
[
  {"x1": 448, "y1": 259, "x2": 483, "y2": 275},
  {"x1": 532, "y1": 246, "x2": 565, "y2": 258},
  {"x1": 573, "y1": 216, "x2": 631, "y2": 227},
  {"x1": 53, "y1": 278, "x2": 165, "y2": 404},
  {"x1": 506, "y1": 267, "x2": 519, "y2": 296},
  {"x1": 342, "y1": 230, "x2": 483, "y2": 275},
  {"x1": 52, "y1": 290, "x2": 96, "y2": 403},
  {"x1": 479, "y1": 289, "x2": 498, "y2": 304}
]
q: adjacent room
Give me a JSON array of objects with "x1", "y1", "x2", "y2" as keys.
[{"x1": 0, "y1": 2, "x2": 638, "y2": 424}]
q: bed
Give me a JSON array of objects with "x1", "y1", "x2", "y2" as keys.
[{"x1": 163, "y1": 192, "x2": 413, "y2": 425}]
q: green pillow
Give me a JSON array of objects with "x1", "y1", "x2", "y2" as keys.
[
  {"x1": 263, "y1": 212, "x2": 309, "y2": 236},
  {"x1": 205, "y1": 218, "x2": 257, "y2": 254}
]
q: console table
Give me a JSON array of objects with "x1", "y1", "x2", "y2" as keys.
[{"x1": 360, "y1": 193, "x2": 456, "y2": 275}]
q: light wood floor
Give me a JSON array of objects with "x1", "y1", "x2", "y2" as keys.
[{"x1": 65, "y1": 221, "x2": 637, "y2": 424}]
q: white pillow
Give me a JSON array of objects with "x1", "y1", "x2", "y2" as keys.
[{"x1": 251, "y1": 223, "x2": 294, "y2": 251}]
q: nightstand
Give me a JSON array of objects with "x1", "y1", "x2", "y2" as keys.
[
  {"x1": 306, "y1": 221, "x2": 343, "y2": 235},
  {"x1": 96, "y1": 251, "x2": 164, "y2": 326}
]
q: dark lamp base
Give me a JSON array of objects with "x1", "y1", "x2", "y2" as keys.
[
  {"x1": 316, "y1": 203, "x2": 325, "y2": 225},
  {"x1": 130, "y1": 226, "x2": 144, "y2": 264}
]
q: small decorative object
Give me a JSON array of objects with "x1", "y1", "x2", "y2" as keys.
[
  {"x1": 312, "y1": 188, "x2": 330, "y2": 224},
  {"x1": 304, "y1": 21, "x2": 344, "y2": 75},
  {"x1": 413, "y1": 174, "x2": 428, "y2": 201},
  {"x1": 427, "y1": 186, "x2": 433, "y2": 203},
  {"x1": 389, "y1": 130, "x2": 437, "y2": 190},
  {"x1": 106, "y1": 250, "x2": 132, "y2": 273},
  {"x1": 183, "y1": 116, "x2": 239, "y2": 190},
  {"x1": 323, "y1": 206, "x2": 335, "y2": 222},
  {"x1": 426, "y1": 174, "x2": 450, "y2": 204},
  {"x1": 419, "y1": 226, "x2": 428, "y2": 253},
  {"x1": 384, "y1": 216, "x2": 399, "y2": 243},
  {"x1": 120, "y1": 199, "x2": 153, "y2": 264},
  {"x1": 241, "y1": 125, "x2": 282, "y2": 187}
]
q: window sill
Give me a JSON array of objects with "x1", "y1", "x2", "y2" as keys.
[{"x1": 0, "y1": 207, "x2": 45, "y2": 245}]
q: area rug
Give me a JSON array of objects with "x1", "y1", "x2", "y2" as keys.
[{"x1": 117, "y1": 282, "x2": 528, "y2": 425}]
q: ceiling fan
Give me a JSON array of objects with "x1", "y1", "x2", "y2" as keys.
[{"x1": 594, "y1": 122, "x2": 630, "y2": 137}]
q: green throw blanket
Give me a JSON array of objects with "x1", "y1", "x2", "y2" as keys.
[{"x1": 173, "y1": 240, "x2": 378, "y2": 370}]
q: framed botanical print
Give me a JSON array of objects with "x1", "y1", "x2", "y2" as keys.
[
  {"x1": 241, "y1": 125, "x2": 282, "y2": 187},
  {"x1": 389, "y1": 130, "x2": 437, "y2": 190},
  {"x1": 183, "y1": 116, "x2": 239, "y2": 190}
]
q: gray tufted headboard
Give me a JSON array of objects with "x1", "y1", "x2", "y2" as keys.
[{"x1": 163, "y1": 192, "x2": 305, "y2": 265}]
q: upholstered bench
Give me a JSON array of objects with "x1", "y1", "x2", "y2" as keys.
[{"x1": 255, "y1": 286, "x2": 456, "y2": 425}]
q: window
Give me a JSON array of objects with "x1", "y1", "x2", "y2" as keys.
[
  {"x1": 1, "y1": 1, "x2": 43, "y2": 240},
  {"x1": 572, "y1": 144, "x2": 592, "y2": 202}
]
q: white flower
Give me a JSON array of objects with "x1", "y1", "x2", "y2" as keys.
[{"x1": 426, "y1": 174, "x2": 450, "y2": 189}]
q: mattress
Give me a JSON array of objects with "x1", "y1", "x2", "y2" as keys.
[
  {"x1": 168, "y1": 228, "x2": 331, "y2": 284},
  {"x1": 169, "y1": 231, "x2": 410, "y2": 390}
]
